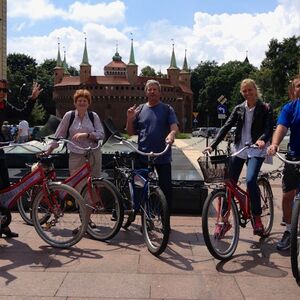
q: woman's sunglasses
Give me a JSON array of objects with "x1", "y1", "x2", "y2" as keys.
[{"x1": 0, "y1": 88, "x2": 8, "y2": 93}]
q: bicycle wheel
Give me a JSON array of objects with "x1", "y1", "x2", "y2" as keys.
[
  {"x1": 32, "y1": 182, "x2": 88, "y2": 248},
  {"x1": 116, "y1": 173, "x2": 136, "y2": 229},
  {"x1": 17, "y1": 185, "x2": 50, "y2": 226},
  {"x1": 82, "y1": 178, "x2": 124, "y2": 241},
  {"x1": 202, "y1": 189, "x2": 240, "y2": 260},
  {"x1": 141, "y1": 186, "x2": 170, "y2": 256},
  {"x1": 257, "y1": 177, "x2": 274, "y2": 235},
  {"x1": 291, "y1": 198, "x2": 300, "y2": 284}
]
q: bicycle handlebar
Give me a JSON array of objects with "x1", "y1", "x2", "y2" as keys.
[
  {"x1": 230, "y1": 144, "x2": 259, "y2": 157},
  {"x1": 48, "y1": 137, "x2": 102, "y2": 151},
  {"x1": 112, "y1": 134, "x2": 170, "y2": 157},
  {"x1": 0, "y1": 141, "x2": 46, "y2": 153},
  {"x1": 275, "y1": 152, "x2": 300, "y2": 165}
]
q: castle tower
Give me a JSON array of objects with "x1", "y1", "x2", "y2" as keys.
[
  {"x1": 126, "y1": 38, "x2": 138, "y2": 84},
  {"x1": 54, "y1": 40, "x2": 64, "y2": 85},
  {"x1": 104, "y1": 42, "x2": 127, "y2": 76},
  {"x1": 62, "y1": 47, "x2": 70, "y2": 76},
  {"x1": 0, "y1": 0, "x2": 7, "y2": 79},
  {"x1": 167, "y1": 43, "x2": 180, "y2": 87},
  {"x1": 179, "y1": 49, "x2": 191, "y2": 87},
  {"x1": 80, "y1": 36, "x2": 91, "y2": 84}
]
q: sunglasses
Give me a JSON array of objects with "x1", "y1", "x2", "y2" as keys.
[{"x1": 0, "y1": 88, "x2": 8, "y2": 93}]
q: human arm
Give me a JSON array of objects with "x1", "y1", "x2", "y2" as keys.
[
  {"x1": 126, "y1": 104, "x2": 138, "y2": 136},
  {"x1": 267, "y1": 125, "x2": 288, "y2": 155},
  {"x1": 209, "y1": 106, "x2": 239, "y2": 151},
  {"x1": 165, "y1": 123, "x2": 179, "y2": 144}
]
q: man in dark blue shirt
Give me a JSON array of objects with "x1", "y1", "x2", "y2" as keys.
[
  {"x1": 126, "y1": 79, "x2": 179, "y2": 214},
  {"x1": 268, "y1": 75, "x2": 300, "y2": 251}
]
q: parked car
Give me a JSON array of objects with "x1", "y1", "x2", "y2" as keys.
[
  {"x1": 278, "y1": 129, "x2": 290, "y2": 153},
  {"x1": 192, "y1": 127, "x2": 219, "y2": 138}
]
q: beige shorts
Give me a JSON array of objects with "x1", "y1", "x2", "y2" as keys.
[{"x1": 69, "y1": 150, "x2": 102, "y2": 178}]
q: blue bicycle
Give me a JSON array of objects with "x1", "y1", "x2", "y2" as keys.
[{"x1": 113, "y1": 136, "x2": 170, "y2": 256}]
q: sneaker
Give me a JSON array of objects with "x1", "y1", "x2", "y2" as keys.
[
  {"x1": 276, "y1": 231, "x2": 291, "y2": 251},
  {"x1": 214, "y1": 222, "x2": 232, "y2": 239},
  {"x1": 253, "y1": 216, "x2": 266, "y2": 237}
]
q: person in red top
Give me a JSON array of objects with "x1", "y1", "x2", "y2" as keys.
[{"x1": 0, "y1": 79, "x2": 42, "y2": 238}]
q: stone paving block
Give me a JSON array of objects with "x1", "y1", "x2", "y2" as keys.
[
  {"x1": 235, "y1": 275, "x2": 299, "y2": 299},
  {"x1": 47, "y1": 253, "x2": 139, "y2": 273},
  {"x1": 57, "y1": 273, "x2": 151, "y2": 298},
  {"x1": 151, "y1": 274, "x2": 243, "y2": 299},
  {"x1": 0, "y1": 271, "x2": 66, "y2": 297},
  {"x1": 138, "y1": 253, "x2": 217, "y2": 275}
]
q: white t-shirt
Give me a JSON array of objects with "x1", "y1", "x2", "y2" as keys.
[{"x1": 18, "y1": 120, "x2": 30, "y2": 137}]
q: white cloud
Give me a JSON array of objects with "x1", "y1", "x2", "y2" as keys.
[
  {"x1": 65, "y1": 1, "x2": 126, "y2": 24},
  {"x1": 7, "y1": 0, "x2": 300, "y2": 76},
  {"x1": 8, "y1": 0, "x2": 64, "y2": 20},
  {"x1": 8, "y1": 0, "x2": 126, "y2": 24}
]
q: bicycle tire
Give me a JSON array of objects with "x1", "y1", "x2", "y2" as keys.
[
  {"x1": 32, "y1": 182, "x2": 88, "y2": 248},
  {"x1": 17, "y1": 183, "x2": 50, "y2": 226},
  {"x1": 82, "y1": 178, "x2": 124, "y2": 241},
  {"x1": 141, "y1": 186, "x2": 170, "y2": 256},
  {"x1": 114, "y1": 168, "x2": 135, "y2": 229},
  {"x1": 257, "y1": 177, "x2": 274, "y2": 236},
  {"x1": 202, "y1": 189, "x2": 240, "y2": 260},
  {"x1": 291, "y1": 198, "x2": 300, "y2": 284}
]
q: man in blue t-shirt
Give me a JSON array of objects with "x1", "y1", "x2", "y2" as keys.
[
  {"x1": 268, "y1": 75, "x2": 300, "y2": 251},
  {"x1": 126, "y1": 79, "x2": 179, "y2": 214}
]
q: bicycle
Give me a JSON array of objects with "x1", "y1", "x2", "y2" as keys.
[
  {"x1": 17, "y1": 137, "x2": 124, "y2": 241},
  {"x1": 274, "y1": 152, "x2": 300, "y2": 285},
  {"x1": 113, "y1": 135, "x2": 170, "y2": 256},
  {"x1": 199, "y1": 144, "x2": 274, "y2": 260},
  {"x1": 0, "y1": 142, "x2": 88, "y2": 248}
]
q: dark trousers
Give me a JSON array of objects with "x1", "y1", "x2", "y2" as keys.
[
  {"x1": 229, "y1": 156, "x2": 264, "y2": 216},
  {"x1": 135, "y1": 160, "x2": 173, "y2": 214},
  {"x1": 0, "y1": 157, "x2": 10, "y2": 190}
]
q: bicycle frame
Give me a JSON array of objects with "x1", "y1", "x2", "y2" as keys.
[
  {"x1": 0, "y1": 164, "x2": 49, "y2": 209},
  {"x1": 225, "y1": 179, "x2": 251, "y2": 220}
]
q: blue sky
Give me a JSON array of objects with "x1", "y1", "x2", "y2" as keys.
[{"x1": 7, "y1": 0, "x2": 300, "y2": 75}]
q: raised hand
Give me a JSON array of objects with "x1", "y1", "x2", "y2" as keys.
[{"x1": 31, "y1": 82, "x2": 43, "y2": 100}]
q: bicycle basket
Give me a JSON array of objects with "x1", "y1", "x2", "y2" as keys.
[{"x1": 197, "y1": 155, "x2": 229, "y2": 183}]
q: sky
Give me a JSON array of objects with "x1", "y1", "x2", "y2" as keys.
[{"x1": 7, "y1": 0, "x2": 300, "y2": 75}]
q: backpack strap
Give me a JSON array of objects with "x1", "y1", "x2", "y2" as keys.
[
  {"x1": 66, "y1": 110, "x2": 95, "y2": 139},
  {"x1": 66, "y1": 111, "x2": 75, "y2": 139}
]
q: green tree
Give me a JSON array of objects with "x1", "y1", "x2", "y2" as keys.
[
  {"x1": 261, "y1": 36, "x2": 300, "y2": 105},
  {"x1": 140, "y1": 65, "x2": 157, "y2": 77},
  {"x1": 29, "y1": 101, "x2": 47, "y2": 124},
  {"x1": 36, "y1": 59, "x2": 56, "y2": 118},
  {"x1": 7, "y1": 53, "x2": 38, "y2": 109}
]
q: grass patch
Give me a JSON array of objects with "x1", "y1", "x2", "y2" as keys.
[{"x1": 176, "y1": 132, "x2": 191, "y2": 139}]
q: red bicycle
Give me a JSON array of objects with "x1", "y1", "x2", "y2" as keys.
[
  {"x1": 18, "y1": 138, "x2": 124, "y2": 241},
  {"x1": 0, "y1": 142, "x2": 88, "y2": 248},
  {"x1": 199, "y1": 144, "x2": 274, "y2": 260}
]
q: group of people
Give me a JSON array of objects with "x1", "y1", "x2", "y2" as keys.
[
  {"x1": 1, "y1": 75, "x2": 300, "y2": 253},
  {"x1": 1, "y1": 119, "x2": 30, "y2": 143}
]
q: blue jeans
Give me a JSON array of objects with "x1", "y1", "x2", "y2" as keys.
[{"x1": 229, "y1": 156, "x2": 264, "y2": 216}]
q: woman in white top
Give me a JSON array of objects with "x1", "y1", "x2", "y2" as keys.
[{"x1": 45, "y1": 89, "x2": 105, "y2": 177}]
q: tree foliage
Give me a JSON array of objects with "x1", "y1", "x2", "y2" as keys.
[{"x1": 140, "y1": 65, "x2": 157, "y2": 77}]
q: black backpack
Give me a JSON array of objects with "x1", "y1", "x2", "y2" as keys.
[{"x1": 66, "y1": 110, "x2": 95, "y2": 139}]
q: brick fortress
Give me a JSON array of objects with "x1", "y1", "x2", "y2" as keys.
[{"x1": 53, "y1": 38, "x2": 193, "y2": 132}]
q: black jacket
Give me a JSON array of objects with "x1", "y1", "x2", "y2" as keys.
[{"x1": 210, "y1": 100, "x2": 274, "y2": 150}]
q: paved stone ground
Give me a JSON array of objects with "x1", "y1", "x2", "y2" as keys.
[{"x1": 0, "y1": 137, "x2": 299, "y2": 299}]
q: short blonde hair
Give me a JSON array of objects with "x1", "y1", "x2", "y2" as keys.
[
  {"x1": 73, "y1": 89, "x2": 92, "y2": 105},
  {"x1": 144, "y1": 79, "x2": 161, "y2": 92},
  {"x1": 240, "y1": 78, "x2": 262, "y2": 99}
]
